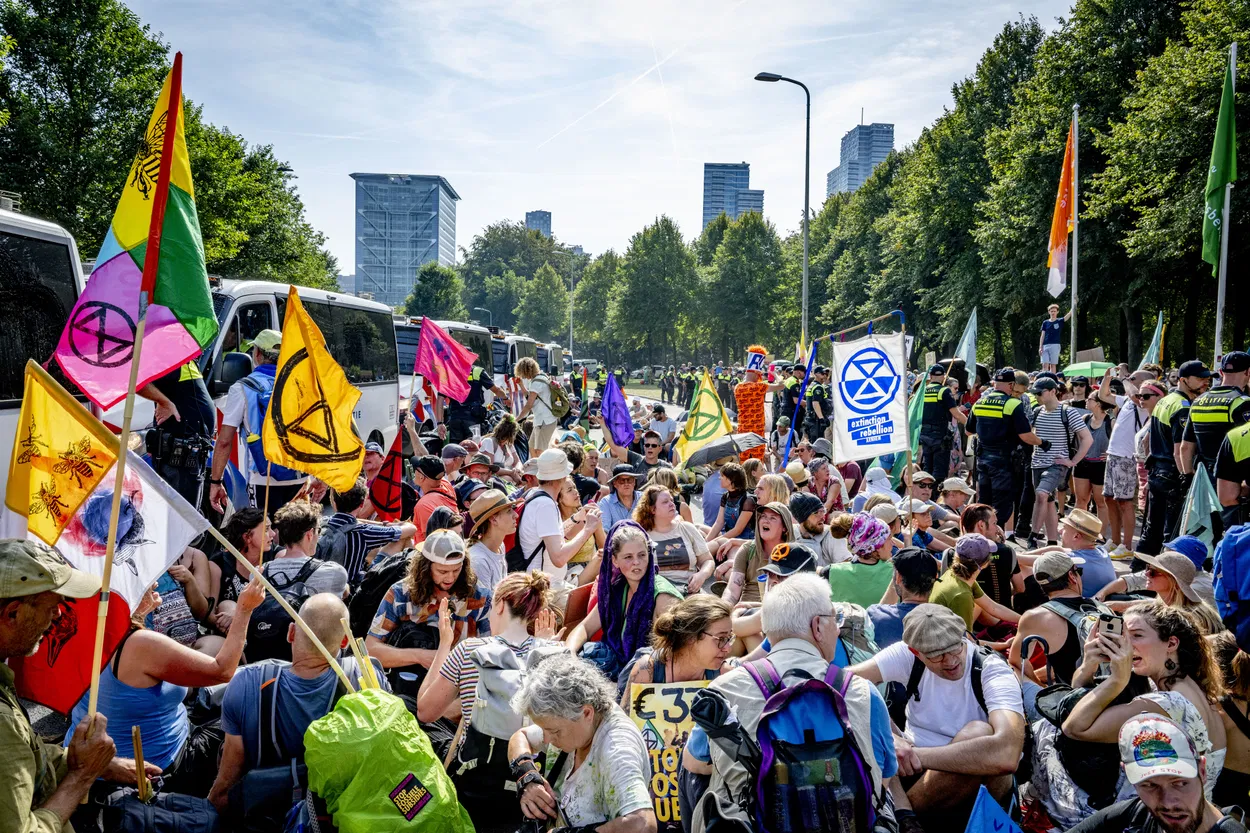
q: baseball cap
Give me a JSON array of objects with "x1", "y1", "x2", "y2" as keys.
[
  {"x1": 911, "y1": 470, "x2": 936, "y2": 484},
  {"x1": 1163, "y1": 535, "x2": 1209, "y2": 570},
  {"x1": 903, "y1": 498, "x2": 932, "y2": 514},
  {"x1": 902, "y1": 604, "x2": 967, "y2": 658},
  {"x1": 414, "y1": 455, "x2": 446, "y2": 479},
  {"x1": 0, "y1": 539, "x2": 100, "y2": 599},
  {"x1": 893, "y1": 547, "x2": 938, "y2": 586},
  {"x1": 993, "y1": 367, "x2": 1016, "y2": 383},
  {"x1": 251, "y1": 329, "x2": 282, "y2": 353},
  {"x1": 1221, "y1": 351, "x2": 1250, "y2": 373},
  {"x1": 940, "y1": 477, "x2": 975, "y2": 496},
  {"x1": 1030, "y1": 377, "x2": 1059, "y2": 393},
  {"x1": 455, "y1": 477, "x2": 488, "y2": 506},
  {"x1": 870, "y1": 503, "x2": 900, "y2": 524},
  {"x1": 1119, "y1": 714, "x2": 1199, "y2": 785},
  {"x1": 776, "y1": 416, "x2": 791, "y2": 427},
  {"x1": 422, "y1": 529, "x2": 467, "y2": 565},
  {"x1": 927, "y1": 364, "x2": 945, "y2": 376},
  {"x1": 1071, "y1": 376, "x2": 1090, "y2": 387},
  {"x1": 954, "y1": 533, "x2": 994, "y2": 564},
  {"x1": 788, "y1": 492, "x2": 823, "y2": 524},
  {"x1": 441, "y1": 443, "x2": 468, "y2": 460},
  {"x1": 814, "y1": 365, "x2": 828, "y2": 374},
  {"x1": 758, "y1": 542, "x2": 819, "y2": 578},
  {"x1": 1178, "y1": 360, "x2": 1213, "y2": 379},
  {"x1": 364, "y1": 441, "x2": 385, "y2": 455},
  {"x1": 1033, "y1": 551, "x2": 1085, "y2": 584}
]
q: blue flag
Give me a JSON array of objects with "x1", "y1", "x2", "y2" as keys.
[
  {"x1": 601, "y1": 373, "x2": 635, "y2": 448},
  {"x1": 964, "y1": 785, "x2": 1021, "y2": 833}
]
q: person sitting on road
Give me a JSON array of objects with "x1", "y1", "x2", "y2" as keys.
[
  {"x1": 720, "y1": 502, "x2": 796, "y2": 607},
  {"x1": 958, "y1": 503, "x2": 1022, "y2": 613},
  {"x1": 867, "y1": 547, "x2": 938, "y2": 649},
  {"x1": 1211, "y1": 632, "x2": 1250, "y2": 809},
  {"x1": 620, "y1": 595, "x2": 732, "y2": 710},
  {"x1": 691, "y1": 574, "x2": 899, "y2": 833},
  {"x1": 603, "y1": 425, "x2": 674, "y2": 478},
  {"x1": 938, "y1": 477, "x2": 975, "y2": 518},
  {"x1": 207, "y1": 594, "x2": 387, "y2": 818},
  {"x1": 704, "y1": 462, "x2": 757, "y2": 557},
  {"x1": 558, "y1": 476, "x2": 606, "y2": 585},
  {"x1": 516, "y1": 449, "x2": 603, "y2": 608},
  {"x1": 508, "y1": 654, "x2": 658, "y2": 833},
  {"x1": 267, "y1": 501, "x2": 351, "y2": 604},
  {"x1": 412, "y1": 455, "x2": 458, "y2": 543},
  {"x1": 1022, "y1": 508, "x2": 1117, "y2": 597},
  {"x1": 206, "y1": 507, "x2": 272, "y2": 637},
  {"x1": 902, "y1": 499, "x2": 954, "y2": 553},
  {"x1": 849, "y1": 604, "x2": 1026, "y2": 828},
  {"x1": 479, "y1": 413, "x2": 524, "y2": 484},
  {"x1": 600, "y1": 464, "x2": 644, "y2": 531},
  {"x1": 1096, "y1": 535, "x2": 1219, "y2": 615},
  {"x1": 824, "y1": 513, "x2": 896, "y2": 609},
  {"x1": 646, "y1": 465, "x2": 697, "y2": 525},
  {"x1": 791, "y1": 491, "x2": 850, "y2": 565},
  {"x1": 324, "y1": 477, "x2": 416, "y2": 584},
  {"x1": 466, "y1": 489, "x2": 517, "y2": 595},
  {"x1": 852, "y1": 466, "x2": 901, "y2": 513},
  {"x1": 1066, "y1": 714, "x2": 1246, "y2": 833},
  {"x1": 567, "y1": 521, "x2": 683, "y2": 680},
  {"x1": 633, "y1": 484, "x2": 714, "y2": 594},
  {"x1": 928, "y1": 533, "x2": 1020, "y2": 633}
]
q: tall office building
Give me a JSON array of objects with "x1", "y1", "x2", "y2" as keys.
[
  {"x1": 525, "y1": 210, "x2": 552, "y2": 238},
  {"x1": 351, "y1": 173, "x2": 459, "y2": 309},
  {"x1": 702, "y1": 162, "x2": 764, "y2": 228},
  {"x1": 826, "y1": 123, "x2": 894, "y2": 196}
]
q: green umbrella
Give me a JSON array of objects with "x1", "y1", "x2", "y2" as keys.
[{"x1": 1062, "y1": 361, "x2": 1116, "y2": 378}]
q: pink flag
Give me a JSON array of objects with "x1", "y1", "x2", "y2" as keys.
[
  {"x1": 414, "y1": 317, "x2": 478, "y2": 403},
  {"x1": 54, "y1": 254, "x2": 202, "y2": 409}
]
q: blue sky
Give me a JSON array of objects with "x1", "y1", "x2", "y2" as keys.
[{"x1": 130, "y1": 0, "x2": 1074, "y2": 273}]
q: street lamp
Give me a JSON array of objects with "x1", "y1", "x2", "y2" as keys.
[
  {"x1": 755, "y1": 71, "x2": 811, "y2": 350},
  {"x1": 473, "y1": 306, "x2": 493, "y2": 326}
]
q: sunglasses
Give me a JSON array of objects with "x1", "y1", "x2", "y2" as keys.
[
  {"x1": 643, "y1": 443, "x2": 660, "y2": 449},
  {"x1": 1145, "y1": 567, "x2": 1169, "y2": 579}
]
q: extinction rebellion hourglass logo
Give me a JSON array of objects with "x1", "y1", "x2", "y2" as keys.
[{"x1": 838, "y1": 346, "x2": 900, "y2": 447}]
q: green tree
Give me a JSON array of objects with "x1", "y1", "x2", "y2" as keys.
[
  {"x1": 693, "y1": 213, "x2": 731, "y2": 267},
  {"x1": 708, "y1": 211, "x2": 784, "y2": 360},
  {"x1": 611, "y1": 216, "x2": 695, "y2": 365},
  {"x1": 458, "y1": 220, "x2": 576, "y2": 327},
  {"x1": 0, "y1": 34, "x2": 14, "y2": 127},
  {"x1": 514, "y1": 262, "x2": 568, "y2": 342},
  {"x1": 403, "y1": 261, "x2": 468, "y2": 320},
  {"x1": 573, "y1": 249, "x2": 622, "y2": 355}
]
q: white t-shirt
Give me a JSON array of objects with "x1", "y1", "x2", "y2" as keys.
[
  {"x1": 529, "y1": 377, "x2": 556, "y2": 426},
  {"x1": 479, "y1": 437, "x2": 520, "y2": 469},
  {"x1": 649, "y1": 417, "x2": 678, "y2": 444},
  {"x1": 221, "y1": 380, "x2": 307, "y2": 486},
  {"x1": 517, "y1": 490, "x2": 566, "y2": 583},
  {"x1": 1107, "y1": 395, "x2": 1148, "y2": 459},
  {"x1": 469, "y1": 540, "x2": 506, "y2": 596},
  {"x1": 872, "y1": 639, "x2": 1023, "y2": 748}
]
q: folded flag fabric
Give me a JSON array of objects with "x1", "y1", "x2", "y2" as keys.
[
  {"x1": 601, "y1": 373, "x2": 634, "y2": 448},
  {"x1": 5, "y1": 361, "x2": 119, "y2": 545},
  {"x1": 414, "y1": 317, "x2": 477, "y2": 404},
  {"x1": 369, "y1": 432, "x2": 406, "y2": 522},
  {"x1": 54, "y1": 53, "x2": 216, "y2": 410},
  {"x1": 7, "y1": 450, "x2": 208, "y2": 713},
  {"x1": 1046, "y1": 119, "x2": 1076, "y2": 299},
  {"x1": 262, "y1": 286, "x2": 363, "y2": 491}
]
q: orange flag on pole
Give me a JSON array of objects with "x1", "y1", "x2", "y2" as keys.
[{"x1": 1047, "y1": 120, "x2": 1076, "y2": 298}]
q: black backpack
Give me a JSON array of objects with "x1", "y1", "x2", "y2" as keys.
[
  {"x1": 314, "y1": 517, "x2": 358, "y2": 573},
  {"x1": 347, "y1": 549, "x2": 414, "y2": 639},
  {"x1": 505, "y1": 488, "x2": 555, "y2": 574},
  {"x1": 247, "y1": 559, "x2": 324, "y2": 662}
]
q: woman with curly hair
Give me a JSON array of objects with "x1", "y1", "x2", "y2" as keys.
[
  {"x1": 633, "y1": 483, "x2": 714, "y2": 594},
  {"x1": 480, "y1": 413, "x2": 523, "y2": 483},
  {"x1": 1212, "y1": 632, "x2": 1250, "y2": 807},
  {"x1": 365, "y1": 529, "x2": 490, "y2": 676}
]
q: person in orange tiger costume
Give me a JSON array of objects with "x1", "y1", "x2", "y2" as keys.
[{"x1": 735, "y1": 345, "x2": 773, "y2": 462}]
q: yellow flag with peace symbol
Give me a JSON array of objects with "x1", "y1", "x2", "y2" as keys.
[{"x1": 674, "y1": 371, "x2": 733, "y2": 461}]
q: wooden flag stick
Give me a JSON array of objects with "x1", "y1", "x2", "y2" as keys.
[
  {"x1": 443, "y1": 718, "x2": 466, "y2": 771},
  {"x1": 132, "y1": 726, "x2": 151, "y2": 802},
  {"x1": 260, "y1": 470, "x2": 272, "y2": 565},
  {"x1": 205, "y1": 526, "x2": 355, "y2": 692},
  {"x1": 355, "y1": 637, "x2": 381, "y2": 690},
  {"x1": 340, "y1": 618, "x2": 372, "y2": 689}
]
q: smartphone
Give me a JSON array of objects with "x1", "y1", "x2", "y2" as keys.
[{"x1": 1100, "y1": 613, "x2": 1124, "y2": 636}]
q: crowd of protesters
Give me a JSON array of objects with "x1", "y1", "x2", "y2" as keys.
[{"x1": 6, "y1": 311, "x2": 1250, "y2": 833}]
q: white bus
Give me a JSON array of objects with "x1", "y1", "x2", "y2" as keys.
[
  {"x1": 490, "y1": 331, "x2": 538, "y2": 410},
  {"x1": 393, "y1": 317, "x2": 494, "y2": 413},
  {"x1": 536, "y1": 342, "x2": 564, "y2": 378}
]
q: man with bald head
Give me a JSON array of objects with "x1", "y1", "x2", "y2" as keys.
[{"x1": 209, "y1": 594, "x2": 388, "y2": 817}]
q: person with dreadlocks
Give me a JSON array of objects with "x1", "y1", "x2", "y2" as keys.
[
  {"x1": 734, "y1": 345, "x2": 783, "y2": 464},
  {"x1": 566, "y1": 521, "x2": 683, "y2": 681}
]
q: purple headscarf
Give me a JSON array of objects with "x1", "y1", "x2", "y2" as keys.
[{"x1": 598, "y1": 520, "x2": 658, "y2": 664}]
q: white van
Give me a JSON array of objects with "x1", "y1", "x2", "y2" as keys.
[
  {"x1": 490, "y1": 331, "x2": 538, "y2": 410},
  {"x1": 393, "y1": 317, "x2": 494, "y2": 414},
  {"x1": 536, "y1": 342, "x2": 565, "y2": 378},
  {"x1": 204, "y1": 280, "x2": 401, "y2": 457}
]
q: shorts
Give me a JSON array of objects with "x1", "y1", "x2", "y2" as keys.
[
  {"x1": 1032, "y1": 464, "x2": 1066, "y2": 496},
  {"x1": 1073, "y1": 459, "x2": 1106, "y2": 486},
  {"x1": 1041, "y1": 343, "x2": 1061, "y2": 365},
  {"x1": 1104, "y1": 454, "x2": 1139, "y2": 500}
]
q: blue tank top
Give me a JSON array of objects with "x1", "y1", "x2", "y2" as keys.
[{"x1": 65, "y1": 630, "x2": 190, "y2": 769}]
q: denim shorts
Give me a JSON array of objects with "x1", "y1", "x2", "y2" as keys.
[{"x1": 1032, "y1": 463, "x2": 1066, "y2": 496}]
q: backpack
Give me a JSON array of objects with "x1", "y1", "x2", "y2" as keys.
[
  {"x1": 1215, "y1": 525, "x2": 1250, "y2": 652},
  {"x1": 314, "y1": 516, "x2": 358, "y2": 573},
  {"x1": 91, "y1": 784, "x2": 221, "y2": 833},
  {"x1": 1040, "y1": 598, "x2": 1115, "y2": 678},
  {"x1": 742, "y1": 659, "x2": 880, "y2": 833},
  {"x1": 348, "y1": 550, "x2": 414, "y2": 639},
  {"x1": 903, "y1": 645, "x2": 991, "y2": 718},
  {"x1": 247, "y1": 559, "x2": 325, "y2": 662},
  {"x1": 505, "y1": 488, "x2": 555, "y2": 574},
  {"x1": 833, "y1": 602, "x2": 878, "y2": 664},
  {"x1": 467, "y1": 640, "x2": 569, "y2": 741},
  {"x1": 535, "y1": 374, "x2": 571, "y2": 419},
  {"x1": 240, "y1": 373, "x2": 302, "y2": 481}
]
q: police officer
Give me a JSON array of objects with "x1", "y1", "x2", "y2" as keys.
[
  {"x1": 1140, "y1": 360, "x2": 1213, "y2": 554},
  {"x1": 966, "y1": 368, "x2": 1046, "y2": 528},
  {"x1": 919, "y1": 364, "x2": 967, "y2": 482},
  {"x1": 140, "y1": 361, "x2": 216, "y2": 510},
  {"x1": 570, "y1": 362, "x2": 584, "y2": 402},
  {"x1": 595, "y1": 365, "x2": 608, "y2": 396},
  {"x1": 772, "y1": 364, "x2": 791, "y2": 427},
  {"x1": 443, "y1": 362, "x2": 509, "y2": 443},
  {"x1": 1216, "y1": 418, "x2": 1250, "y2": 530},
  {"x1": 1179, "y1": 351, "x2": 1250, "y2": 478},
  {"x1": 803, "y1": 366, "x2": 831, "y2": 442}
]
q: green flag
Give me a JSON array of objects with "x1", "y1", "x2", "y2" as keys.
[
  {"x1": 1181, "y1": 465, "x2": 1221, "y2": 551},
  {"x1": 1203, "y1": 51, "x2": 1237, "y2": 275},
  {"x1": 1139, "y1": 311, "x2": 1164, "y2": 370}
]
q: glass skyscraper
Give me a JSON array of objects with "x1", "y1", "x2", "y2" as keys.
[
  {"x1": 351, "y1": 173, "x2": 459, "y2": 309},
  {"x1": 702, "y1": 162, "x2": 763, "y2": 229},
  {"x1": 525, "y1": 210, "x2": 552, "y2": 238},
  {"x1": 826, "y1": 123, "x2": 894, "y2": 196}
]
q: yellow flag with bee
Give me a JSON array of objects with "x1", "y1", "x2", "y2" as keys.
[{"x1": 5, "y1": 361, "x2": 119, "y2": 544}]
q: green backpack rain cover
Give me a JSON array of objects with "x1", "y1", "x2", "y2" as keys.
[{"x1": 304, "y1": 689, "x2": 473, "y2": 833}]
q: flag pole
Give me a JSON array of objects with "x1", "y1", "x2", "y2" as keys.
[
  {"x1": 900, "y1": 325, "x2": 914, "y2": 531},
  {"x1": 86, "y1": 53, "x2": 184, "y2": 724},
  {"x1": 1215, "y1": 42, "x2": 1237, "y2": 364},
  {"x1": 1070, "y1": 103, "x2": 1080, "y2": 361}
]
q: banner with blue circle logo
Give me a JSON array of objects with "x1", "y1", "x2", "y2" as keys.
[{"x1": 830, "y1": 333, "x2": 909, "y2": 461}]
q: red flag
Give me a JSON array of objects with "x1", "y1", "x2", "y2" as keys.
[
  {"x1": 1047, "y1": 119, "x2": 1076, "y2": 297},
  {"x1": 10, "y1": 595, "x2": 131, "y2": 714},
  {"x1": 414, "y1": 317, "x2": 477, "y2": 403},
  {"x1": 369, "y1": 432, "x2": 405, "y2": 521}
]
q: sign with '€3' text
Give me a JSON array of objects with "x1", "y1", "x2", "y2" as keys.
[
  {"x1": 630, "y1": 681, "x2": 708, "y2": 833},
  {"x1": 830, "y1": 332, "x2": 909, "y2": 462}
]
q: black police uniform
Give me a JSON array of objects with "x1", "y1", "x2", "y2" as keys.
[
  {"x1": 967, "y1": 388, "x2": 1033, "y2": 527},
  {"x1": 804, "y1": 377, "x2": 829, "y2": 442},
  {"x1": 1182, "y1": 385, "x2": 1250, "y2": 476},
  {"x1": 146, "y1": 363, "x2": 216, "y2": 509},
  {"x1": 1139, "y1": 388, "x2": 1195, "y2": 554},
  {"x1": 1215, "y1": 422, "x2": 1250, "y2": 529},
  {"x1": 919, "y1": 379, "x2": 959, "y2": 481},
  {"x1": 444, "y1": 366, "x2": 490, "y2": 443}
]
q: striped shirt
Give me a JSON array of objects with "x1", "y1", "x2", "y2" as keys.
[
  {"x1": 1030, "y1": 405, "x2": 1087, "y2": 469},
  {"x1": 438, "y1": 635, "x2": 537, "y2": 723},
  {"x1": 323, "y1": 512, "x2": 402, "y2": 583}
]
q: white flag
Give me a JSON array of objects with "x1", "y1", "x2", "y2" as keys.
[{"x1": 829, "y1": 332, "x2": 909, "y2": 462}]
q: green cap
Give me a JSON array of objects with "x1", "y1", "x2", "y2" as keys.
[
  {"x1": 250, "y1": 329, "x2": 283, "y2": 353},
  {"x1": 0, "y1": 539, "x2": 100, "y2": 599}
]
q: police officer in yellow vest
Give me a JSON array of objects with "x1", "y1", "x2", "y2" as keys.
[
  {"x1": 595, "y1": 367, "x2": 609, "y2": 395},
  {"x1": 1216, "y1": 416, "x2": 1250, "y2": 530},
  {"x1": 444, "y1": 364, "x2": 508, "y2": 443},
  {"x1": 966, "y1": 368, "x2": 1047, "y2": 527},
  {"x1": 1140, "y1": 360, "x2": 1213, "y2": 554},
  {"x1": 919, "y1": 364, "x2": 967, "y2": 482},
  {"x1": 1180, "y1": 351, "x2": 1250, "y2": 538}
]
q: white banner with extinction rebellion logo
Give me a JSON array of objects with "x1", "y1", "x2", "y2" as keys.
[{"x1": 830, "y1": 332, "x2": 910, "y2": 462}]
